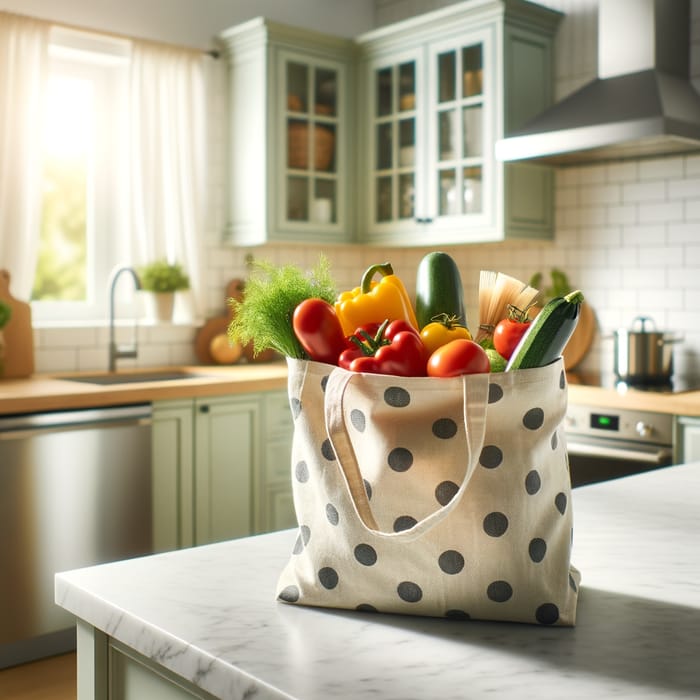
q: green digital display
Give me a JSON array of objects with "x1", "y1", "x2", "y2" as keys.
[{"x1": 590, "y1": 413, "x2": 619, "y2": 431}]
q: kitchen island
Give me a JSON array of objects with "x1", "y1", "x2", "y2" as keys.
[{"x1": 56, "y1": 462, "x2": 700, "y2": 700}]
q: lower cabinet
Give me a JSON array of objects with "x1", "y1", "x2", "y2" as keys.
[
  {"x1": 675, "y1": 416, "x2": 700, "y2": 464},
  {"x1": 78, "y1": 622, "x2": 217, "y2": 700},
  {"x1": 152, "y1": 389, "x2": 294, "y2": 551}
]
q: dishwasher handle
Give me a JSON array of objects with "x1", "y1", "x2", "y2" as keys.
[
  {"x1": 0, "y1": 405, "x2": 152, "y2": 439},
  {"x1": 566, "y1": 439, "x2": 673, "y2": 465}
]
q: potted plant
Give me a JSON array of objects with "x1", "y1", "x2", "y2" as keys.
[
  {"x1": 139, "y1": 260, "x2": 190, "y2": 322},
  {"x1": 0, "y1": 300, "x2": 11, "y2": 376}
]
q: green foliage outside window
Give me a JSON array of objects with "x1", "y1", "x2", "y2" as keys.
[{"x1": 31, "y1": 154, "x2": 87, "y2": 301}]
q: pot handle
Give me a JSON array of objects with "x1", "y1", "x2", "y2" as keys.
[
  {"x1": 662, "y1": 333, "x2": 684, "y2": 345},
  {"x1": 631, "y1": 315, "x2": 656, "y2": 332}
]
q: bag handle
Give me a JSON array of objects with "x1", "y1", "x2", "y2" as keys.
[{"x1": 324, "y1": 368, "x2": 489, "y2": 542}]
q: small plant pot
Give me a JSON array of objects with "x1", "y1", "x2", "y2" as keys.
[{"x1": 150, "y1": 292, "x2": 175, "y2": 323}]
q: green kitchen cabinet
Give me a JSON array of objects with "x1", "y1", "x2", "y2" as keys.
[
  {"x1": 152, "y1": 389, "x2": 294, "y2": 551},
  {"x1": 220, "y1": 1, "x2": 560, "y2": 247},
  {"x1": 253, "y1": 391, "x2": 296, "y2": 534},
  {"x1": 193, "y1": 395, "x2": 259, "y2": 545},
  {"x1": 675, "y1": 416, "x2": 700, "y2": 463},
  {"x1": 220, "y1": 19, "x2": 355, "y2": 245},
  {"x1": 355, "y1": 0, "x2": 561, "y2": 245},
  {"x1": 151, "y1": 400, "x2": 195, "y2": 552}
]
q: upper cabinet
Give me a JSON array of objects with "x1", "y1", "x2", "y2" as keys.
[
  {"x1": 355, "y1": 0, "x2": 561, "y2": 245},
  {"x1": 220, "y1": 1, "x2": 561, "y2": 246},
  {"x1": 220, "y1": 19, "x2": 355, "y2": 245}
]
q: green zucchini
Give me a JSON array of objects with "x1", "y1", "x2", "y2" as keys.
[
  {"x1": 415, "y1": 251, "x2": 467, "y2": 330},
  {"x1": 505, "y1": 290, "x2": 584, "y2": 371}
]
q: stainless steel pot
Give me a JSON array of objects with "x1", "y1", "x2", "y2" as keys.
[{"x1": 613, "y1": 316, "x2": 683, "y2": 383}]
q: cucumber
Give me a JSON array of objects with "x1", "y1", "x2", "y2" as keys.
[
  {"x1": 415, "y1": 251, "x2": 467, "y2": 330},
  {"x1": 505, "y1": 290, "x2": 584, "y2": 371}
]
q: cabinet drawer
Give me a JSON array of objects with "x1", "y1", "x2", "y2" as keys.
[
  {"x1": 264, "y1": 391, "x2": 293, "y2": 437},
  {"x1": 266, "y1": 436, "x2": 293, "y2": 483}
]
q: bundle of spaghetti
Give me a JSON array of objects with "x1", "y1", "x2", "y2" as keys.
[{"x1": 475, "y1": 270, "x2": 540, "y2": 342}]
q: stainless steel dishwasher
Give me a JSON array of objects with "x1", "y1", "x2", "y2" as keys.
[{"x1": 0, "y1": 404, "x2": 152, "y2": 668}]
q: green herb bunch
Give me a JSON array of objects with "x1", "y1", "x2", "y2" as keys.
[
  {"x1": 139, "y1": 260, "x2": 190, "y2": 292},
  {"x1": 228, "y1": 256, "x2": 336, "y2": 359}
]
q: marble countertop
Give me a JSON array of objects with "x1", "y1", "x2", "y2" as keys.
[{"x1": 56, "y1": 463, "x2": 700, "y2": 700}]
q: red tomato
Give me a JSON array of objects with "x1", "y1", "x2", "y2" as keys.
[
  {"x1": 293, "y1": 298, "x2": 349, "y2": 365},
  {"x1": 427, "y1": 339, "x2": 490, "y2": 377},
  {"x1": 493, "y1": 318, "x2": 531, "y2": 360}
]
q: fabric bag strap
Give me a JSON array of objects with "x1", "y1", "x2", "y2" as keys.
[{"x1": 324, "y1": 369, "x2": 490, "y2": 542}]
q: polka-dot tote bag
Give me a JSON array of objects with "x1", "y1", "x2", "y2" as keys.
[{"x1": 277, "y1": 357, "x2": 580, "y2": 626}]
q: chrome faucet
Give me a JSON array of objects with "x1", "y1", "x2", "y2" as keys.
[{"x1": 108, "y1": 266, "x2": 142, "y2": 372}]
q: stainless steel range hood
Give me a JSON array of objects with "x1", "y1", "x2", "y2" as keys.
[{"x1": 496, "y1": 0, "x2": 700, "y2": 165}]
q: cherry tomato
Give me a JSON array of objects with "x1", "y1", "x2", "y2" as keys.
[
  {"x1": 293, "y1": 298, "x2": 349, "y2": 365},
  {"x1": 493, "y1": 317, "x2": 531, "y2": 360},
  {"x1": 420, "y1": 319, "x2": 471, "y2": 355},
  {"x1": 427, "y1": 339, "x2": 490, "y2": 377}
]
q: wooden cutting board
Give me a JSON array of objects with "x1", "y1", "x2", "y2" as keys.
[
  {"x1": 0, "y1": 270, "x2": 35, "y2": 378},
  {"x1": 562, "y1": 302, "x2": 596, "y2": 370},
  {"x1": 194, "y1": 279, "x2": 245, "y2": 364}
]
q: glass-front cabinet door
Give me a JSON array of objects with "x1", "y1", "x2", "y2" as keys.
[
  {"x1": 363, "y1": 27, "x2": 493, "y2": 244},
  {"x1": 432, "y1": 41, "x2": 486, "y2": 220},
  {"x1": 283, "y1": 54, "x2": 342, "y2": 233},
  {"x1": 367, "y1": 50, "x2": 423, "y2": 238}
]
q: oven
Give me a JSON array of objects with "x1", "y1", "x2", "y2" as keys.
[{"x1": 564, "y1": 404, "x2": 674, "y2": 488}]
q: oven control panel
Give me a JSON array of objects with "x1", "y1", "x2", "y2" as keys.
[{"x1": 565, "y1": 404, "x2": 673, "y2": 446}]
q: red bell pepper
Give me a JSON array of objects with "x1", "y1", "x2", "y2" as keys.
[
  {"x1": 344, "y1": 319, "x2": 428, "y2": 377},
  {"x1": 338, "y1": 322, "x2": 382, "y2": 370}
]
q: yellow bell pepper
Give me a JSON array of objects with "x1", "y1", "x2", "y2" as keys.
[{"x1": 335, "y1": 262, "x2": 419, "y2": 336}]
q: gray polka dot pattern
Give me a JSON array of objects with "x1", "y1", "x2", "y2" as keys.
[{"x1": 276, "y1": 358, "x2": 580, "y2": 627}]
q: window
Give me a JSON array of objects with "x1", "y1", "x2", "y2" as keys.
[{"x1": 31, "y1": 29, "x2": 130, "y2": 322}]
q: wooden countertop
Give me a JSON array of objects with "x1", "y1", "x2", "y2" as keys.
[
  {"x1": 567, "y1": 382, "x2": 700, "y2": 417},
  {"x1": 0, "y1": 363, "x2": 289, "y2": 415},
  {"x1": 1, "y1": 362, "x2": 699, "y2": 417}
]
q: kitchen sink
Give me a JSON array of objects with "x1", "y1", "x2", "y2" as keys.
[{"x1": 61, "y1": 370, "x2": 209, "y2": 385}]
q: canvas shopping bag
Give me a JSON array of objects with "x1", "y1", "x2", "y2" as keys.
[{"x1": 276, "y1": 357, "x2": 580, "y2": 626}]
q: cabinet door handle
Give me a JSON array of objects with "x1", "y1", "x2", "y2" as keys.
[
  {"x1": 415, "y1": 217, "x2": 433, "y2": 224},
  {"x1": 199, "y1": 405, "x2": 210, "y2": 414}
]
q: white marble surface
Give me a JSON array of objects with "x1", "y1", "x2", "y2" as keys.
[{"x1": 56, "y1": 463, "x2": 700, "y2": 700}]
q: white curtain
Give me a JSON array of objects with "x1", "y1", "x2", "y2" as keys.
[
  {"x1": 0, "y1": 12, "x2": 50, "y2": 299},
  {"x1": 129, "y1": 40, "x2": 207, "y2": 320}
]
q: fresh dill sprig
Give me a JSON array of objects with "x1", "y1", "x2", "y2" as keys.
[{"x1": 228, "y1": 256, "x2": 337, "y2": 359}]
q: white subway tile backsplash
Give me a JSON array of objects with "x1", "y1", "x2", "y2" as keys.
[
  {"x1": 638, "y1": 158, "x2": 684, "y2": 181},
  {"x1": 637, "y1": 200, "x2": 685, "y2": 222},
  {"x1": 638, "y1": 246, "x2": 684, "y2": 266},
  {"x1": 579, "y1": 182, "x2": 621, "y2": 206},
  {"x1": 622, "y1": 180, "x2": 667, "y2": 203},
  {"x1": 668, "y1": 222, "x2": 700, "y2": 243},
  {"x1": 637, "y1": 288, "x2": 685, "y2": 311},
  {"x1": 668, "y1": 267, "x2": 700, "y2": 289},
  {"x1": 668, "y1": 177, "x2": 700, "y2": 200},
  {"x1": 684, "y1": 245, "x2": 700, "y2": 265},
  {"x1": 621, "y1": 267, "x2": 668, "y2": 289},
  {"x1": 606, "y1": 161, "x2": 638, "y2": 182},
  {"x1": 621, "y1": 224, "x2": 664, "y2": 245},
  {"x1": 606, "y1": 204, "x2": 636, "y2": 225},
  {"x1": 34, "y1": 348, "x2": 79, "y2": 373}
]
